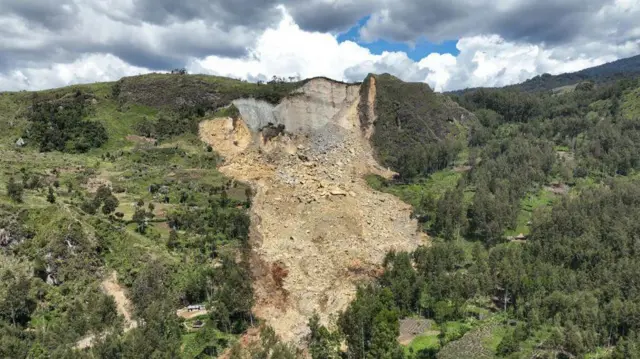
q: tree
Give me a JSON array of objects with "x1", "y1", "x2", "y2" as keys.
[
  {"x1": 367, "y1": 309, "x2": 403, "y2": 359},
  {"x1": 132, "y1": 208, "x2": 148, "y2": 234},
  {"x1": 46, "y1": 186, "x2": 56, "y2": 204},
  {"x1": 6, "y1": 177, "x2": 23, "y2": 203},
  {"x1": 496, "y1": 331, "x2": 519, "y2": 356},
  {"x1": 95, "y1": 185, "x2": 112, "y2": 203},
  {"x1": 307, "y1": 313, "x2": 341, "y2": 359},
  {"x1": 102, "y1": 195, "x2": 119, "y2": 215},
  {"x1": 81, "y1": 200, "x2": 98, "y2": 215},
  {"x1": 167, "y1": 229, "x2": 179, "y2": 250},
  {"x1": 433, "y1": 187, "x2": 465, "y2": 240}
]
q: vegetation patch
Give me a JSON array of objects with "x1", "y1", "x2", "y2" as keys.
[{"x1": 361, "y1": 73, "x2": 473, "y2": 180}]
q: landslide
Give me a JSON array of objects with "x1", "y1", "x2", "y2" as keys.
[{"x1": 200, "y1": 77, "x2": 426, "y2": 343}]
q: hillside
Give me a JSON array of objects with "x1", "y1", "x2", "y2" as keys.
[
  {"x1": 0, "y1": 73, "x2": 471, "y2": 358},
  {"x1": 5, "y1": 68, "x2": 640, "y2": 359}
]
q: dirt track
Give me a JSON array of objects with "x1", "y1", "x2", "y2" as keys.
[
  {"x1": 200, "y1": 78, "x2": 426, "y2": 344},
  {"x1": 74, "y1": 272, "x2": 137, "y2": 349}
]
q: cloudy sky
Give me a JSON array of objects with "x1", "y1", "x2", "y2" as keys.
[{"x1": 1, "y1": 0, "x2": 639, "y2": 92}]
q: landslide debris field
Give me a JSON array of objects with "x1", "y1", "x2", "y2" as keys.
[{"x1": 200, "y1": 77, "x2": 428, "y2": 342}]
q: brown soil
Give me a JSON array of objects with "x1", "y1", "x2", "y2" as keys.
[
  {"x1": 199, "y1": 79, "x2": 426, "y2": 344},
  {"x1": 102, "y1": 271, "x2": 138, "y2": 331},
  {"x1": 75, "y1": 272, "x2": 137, "y2": 349}
]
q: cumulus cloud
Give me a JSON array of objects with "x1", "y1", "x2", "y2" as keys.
[
  {"x1": 188, "y1": 13, "x2": 628, "y2": 92},
  {"x1": 0, "y1": 0, "x2": 639, "y2": 92},
  {"x1": 0, "y1": 54, "x2": 148, "y2": 91}
]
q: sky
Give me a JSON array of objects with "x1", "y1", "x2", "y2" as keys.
[{"x1": 1, "y1": 0, "x2": 639, "y2": 92}]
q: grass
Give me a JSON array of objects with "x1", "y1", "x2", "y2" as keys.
[
  {"x1": 367, "y1": 169, "x2": 463, "y2": 208},
  {"x1": 405, "y1": 332, "x2": 441, "y2": 355},
  {"x1": 505, "y1": 188, "x2": 556, "y2": 236}
]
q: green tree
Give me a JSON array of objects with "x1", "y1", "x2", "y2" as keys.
[
  {"x1": 433, "y1": 187, "x2": 465, "y2": 240},
  {"x1": 167, "y1": 229, "x2": 179, "y2": 250},
  {"x1": 6, "y1": 177, "x2": 23, "y2": 203},
  {"x1": 132, "y1": 208, "x2": 148, "y2": 234},
  {"x1": 367, "y1": 309, "x2": 403, "y2": 359},
  {"x1": 307, "y1": 313, "x2": 341, "y2": 359},
  {"x1": 47, "y1": 186, "x2": 56, "y2": 204},
  {"x1": 101, "y1": 195, "x2": 119, "y2": 215},
  {"x1": 496, "y1": 330, "x2": 519, "y2": 356}
]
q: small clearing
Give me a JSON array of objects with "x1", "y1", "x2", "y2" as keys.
[
  {"x1": 102, "y1": 271, "x2": 138, "y2": 331},
  {"x1": 176, "y1": 308, "x2": 208, "y2": 320},
  {"x1": 398, "y1": 318, "x2": 435, "y2": 345}
]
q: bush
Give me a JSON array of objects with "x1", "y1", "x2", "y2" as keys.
[
  {"x1": 102, "y1": 195, "x2": 119, "y2": 215},
  {"x1": 6, "y1": 177, "x2": 23, "y2": 203},
  {"x1": 47, "y1": 187, "x2": 56, "y2": 204}
]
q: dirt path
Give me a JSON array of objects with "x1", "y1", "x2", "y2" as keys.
[
  {"x1": 74, "y1": 272, "x2": 137, "y2": 350},
  {"x1": 200, "y1": 79, "x2": 426, "y2": 344},
  {"x1": 102, "y1": 271, "x2": 138, "y2": 330}
]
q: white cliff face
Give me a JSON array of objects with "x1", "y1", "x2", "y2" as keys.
[
  {"x1": 200, "y1": 77, "x2": 426, "y2": 345},
  {"x1": 232, "y1": 98, "x2": 278, "y2": 131},
  {"x1": 233, "y1": 78, "x2": 360, "y2": 134}
]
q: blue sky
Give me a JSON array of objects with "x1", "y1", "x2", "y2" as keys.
[{"x1": 336, "y1": 16, "x2": 460, "y2": 61}]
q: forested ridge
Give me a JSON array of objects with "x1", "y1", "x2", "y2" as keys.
[{"x1": 306, "y1": 76, "x2": 640, "y2": 358}]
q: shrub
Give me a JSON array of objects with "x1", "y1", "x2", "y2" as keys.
[
  {"x1": 47, "y1": 187, "x2": 56, "y2": 204},
  {"x1": 6, "y1": 177, "x2": 23, "y2": 203}
]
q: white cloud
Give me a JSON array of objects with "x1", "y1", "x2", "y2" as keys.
[
  {"x1": 0, "y1": 54, "x2": 148, "y2": 91},
  {"x1": 0, "y1": 3, "x2": 638, "y2": 92},
  {"x1": 189, "y1": 11, "x2": 632, "y2": 92}
]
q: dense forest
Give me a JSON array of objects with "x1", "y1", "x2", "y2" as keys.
[{"x1": 316, "y1": 75, "x2": 640, "y2": 358}]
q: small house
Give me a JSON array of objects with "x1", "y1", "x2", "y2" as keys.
[
  {"x1": 187, "y1": 304, "x2": 205, "y2": 312},
  {"x1": 515, "y1": 233, "x2": 527, "y2": 241}
]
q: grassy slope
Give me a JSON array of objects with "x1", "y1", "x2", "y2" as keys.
[{"x1": 0, "y1": 74, "x2": 275, "y2": 356}]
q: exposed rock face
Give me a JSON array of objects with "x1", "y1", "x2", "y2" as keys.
[
  {"x1": 233, "y1": 79, "x2": 360, "y2": 134},
  {"x1": 200, "y1": 77, "x2": 426, "y2": 344}
]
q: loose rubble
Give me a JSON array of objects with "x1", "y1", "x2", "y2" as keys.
[{"x1": 199, "y1": 78, "x2": 426, "y2": 344}]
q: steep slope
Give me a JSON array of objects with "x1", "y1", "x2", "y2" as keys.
[
  {"x1": 360, "y1": 74, "x2": 473, "y2": 179},
  {"x1": 200, "y1": 78, "x2": 427, "y2": 343}
]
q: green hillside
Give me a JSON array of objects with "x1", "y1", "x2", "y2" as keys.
[
  {"x1": 361, "y1": 73, "x2": 474, "y2": 181},
  {"x1": 0, "y1": 74, "x2": 301, "y2": 358},
  {"x1": 4, "y1": 70, "x2": 640, "y2": 359},
  {"x1": 321, "y1": 75, "x2": 640, "y2": 359}
]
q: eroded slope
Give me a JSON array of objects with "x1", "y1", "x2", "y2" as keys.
[{"x1": 200, "y1": 78, "x2": 425, "y2": 343}]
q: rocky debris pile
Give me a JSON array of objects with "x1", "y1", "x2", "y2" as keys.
[{"x1": 200, "y1": 78, "x2": 425, "y2": 344}]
